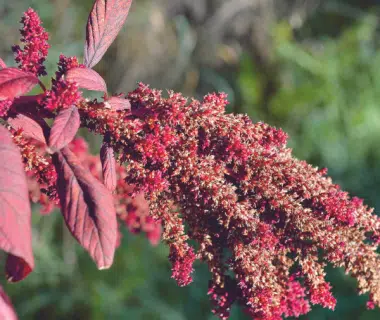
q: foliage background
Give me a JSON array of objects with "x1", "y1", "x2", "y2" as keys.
[{"x1": 1, "y1": 0, "x2": 380, "y2": 319}]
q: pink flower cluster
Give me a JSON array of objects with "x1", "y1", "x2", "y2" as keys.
[{"x1": 12, "y1": 8, "x2": 49, "y2": 76}]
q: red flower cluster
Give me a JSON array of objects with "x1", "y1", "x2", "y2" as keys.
[
  {"x1": 0, "y1": 99, "x2": 13, "y2": 117},
  {"x1": 12, "y1": 8, "x2": 49, "y2": 76},
  {"x1": 11, "y1": 129, "x2": 59, "y2": 213},
  {"x1": 40, "y1": 55, "x2": 83, "y2": 111},
  {"x1": 169, "y1": 243, "x2": 196, "y2": 286},
  {"x1": 117, "y1": 184, "x2": 162, "y2": 246},
  {"x1": 78, "y1": 83, "x2": 380, "y2": 319}
]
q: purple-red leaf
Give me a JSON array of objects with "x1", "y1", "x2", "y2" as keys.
[
  {"x1": 8, "y1": 113, "x2": 48, "y2": 145},
  {"x1": 0, "y1": 286, "x2": 18, "y2": 320},
  {"x1": 53, "y1": 147, "x2": 117, "y2": 269},
  {"x1": 11, "y1": 95, "x2": 42, "y2": 112},
  {"x1": 65, "y1": 67, "x2": 107, "y2": 92},
  {"x1": 106, "y1": 96, "x2": 131, "y2": 111},
  {"x1": 0, "y1": 58, "x2": 6, "y2": 70},
  {"x1": 0, "y1": 68, "x2": 38, "y2": 101},
  {"x1": 100, "y1": 142, "x2": 117, "y2": 192},
  {"x1": 0, "y1": 126, "x2": 34, "y2": 282},
  {"x1": 49, "y1": 106, "x2": 80, "y2": 152},
  {"x1": 12, "y1": 94, "x2": 53, "y2": 119},
  {"x1": 84, "y1": 0, "x2": 133, "y2": 68}
]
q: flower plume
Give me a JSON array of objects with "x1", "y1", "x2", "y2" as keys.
[
  {"x1": 76, "y1": 83, "x2": 380, "y2": 319},
  {"x1": 12, "y1": 8, "x2": 49, "y2": 76}
]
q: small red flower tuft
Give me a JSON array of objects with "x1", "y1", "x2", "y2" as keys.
[
  {"x1": 281, "y1": 281, "x2": 311, "y2": 318},
  {"x1": 40, "y1": 55, "x2": 83, "y2": 112},
  {"x1": 367, "y1": 299, "x2": 376, "y2": 310},
  {"x1": 0, "y1": 99, "x2": 13, "y2": 117},
  {"x1": 55, "y1": 54, "x2": 84, "y2": 80},
  {"x1": 12, "y1": 8, "x2": 49, "y2": 76},
  {"x1": 169, "y1": 243, "x2": 196, "y2": 287},
  {"x1": 309, "y1": 282, "x2": 336, "y2": 309},
  {"x1": 41, "y1": 79, "x2": 81, "y2": 111}
]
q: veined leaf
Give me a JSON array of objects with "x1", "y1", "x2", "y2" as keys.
[
  {"x1": 65, "y1": 67, "x2": 107, "y2": 92},
  {"x1": 84, "y1": 0, "x2": 133, "y2": 68},
  {"x1": 106, "y1": 96, "x2": 131, "y2": 111},
  {"x1": 49, "y1": 106, "x2": 80, "y2": 152},
  {"x1": 53, "y1": 147, "x2": 117, "y2": 269},
  {"x1": 0, "y1": 68, "x2": 38, "y2": 101},
  {"x1": 0, "y1": 126, "x2": 34, "y2": 282},
  {"x1": 8, "y1": 113, "x2": 48, "y2": 145},
  {"x1": 100, "y1": 142, "x2": 117, "y2": 192}
]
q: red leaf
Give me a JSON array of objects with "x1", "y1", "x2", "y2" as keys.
[
  {"x1": 0, "y1": 68, "x2": 38, "y2": 101},
  {"x1": 84, "y1": 0, "x2": 133, "y2": 68},
  {"x1": 106, "y1": 96, "x2": 131, "y2": 111},
  {"x1": 0, "y1": 126, "x2": 34, "y2": 282},
  {"x1": 53, "y1": 147, "x2": 117, "y2": 269},
  {"x1": 0, "y1": 58, "x2": 6, "y2": 69},
  {"x1": 49, "y1": 106, "x2": 80, "y2": 152},
  {"x1": 0, "y1": 286, "x2": 18, "y2": 320},
  {"x1": 5, "y1": 255, "x2": 32, "y2": 284},
  {"x1": 8, "y1": 113, "x2": 48, "y2": 145},
  {"x1": 12, "y1": 95, "x2": 53, "y2": 119},
  {"x1": 100, "y1": 142, "x2": 117, "y2": 192},
  {"x1": 65, "y1": 67, "x2": 107, "y2": 92},
  {"x1": 11, "y1": 95, "x2": 41, "y2": 110}
]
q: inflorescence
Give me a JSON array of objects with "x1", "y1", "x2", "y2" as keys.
[{"x1": 77, "y1": 83, "x2": 380, "y2": 319}]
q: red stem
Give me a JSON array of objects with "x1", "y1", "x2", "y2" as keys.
[{"x1": 39, "y1": 80, "x2": 47, "y2": 92}]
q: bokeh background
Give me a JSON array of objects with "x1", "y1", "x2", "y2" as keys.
[{"x1": 1, "y1": 0, "x2": 380, "y2": 319}]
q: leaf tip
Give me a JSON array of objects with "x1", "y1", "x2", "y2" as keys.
[{"x1": 97, "y1": 263, "x2": 112, "y2": 271}]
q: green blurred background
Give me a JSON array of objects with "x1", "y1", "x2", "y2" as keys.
[{"x1": 1, "y1": 0, "x2": 380, "y2": 319}]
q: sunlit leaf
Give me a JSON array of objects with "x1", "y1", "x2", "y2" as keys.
[
  {"x1": 84, "y1": 0, "x2": 133, "y2": 68},
  {"x1": 0, "y1": 68, "x2": 38, "y2": 101},
  {"x1": 65, "y1": 67, "x2": 107, "y2": 92}
]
